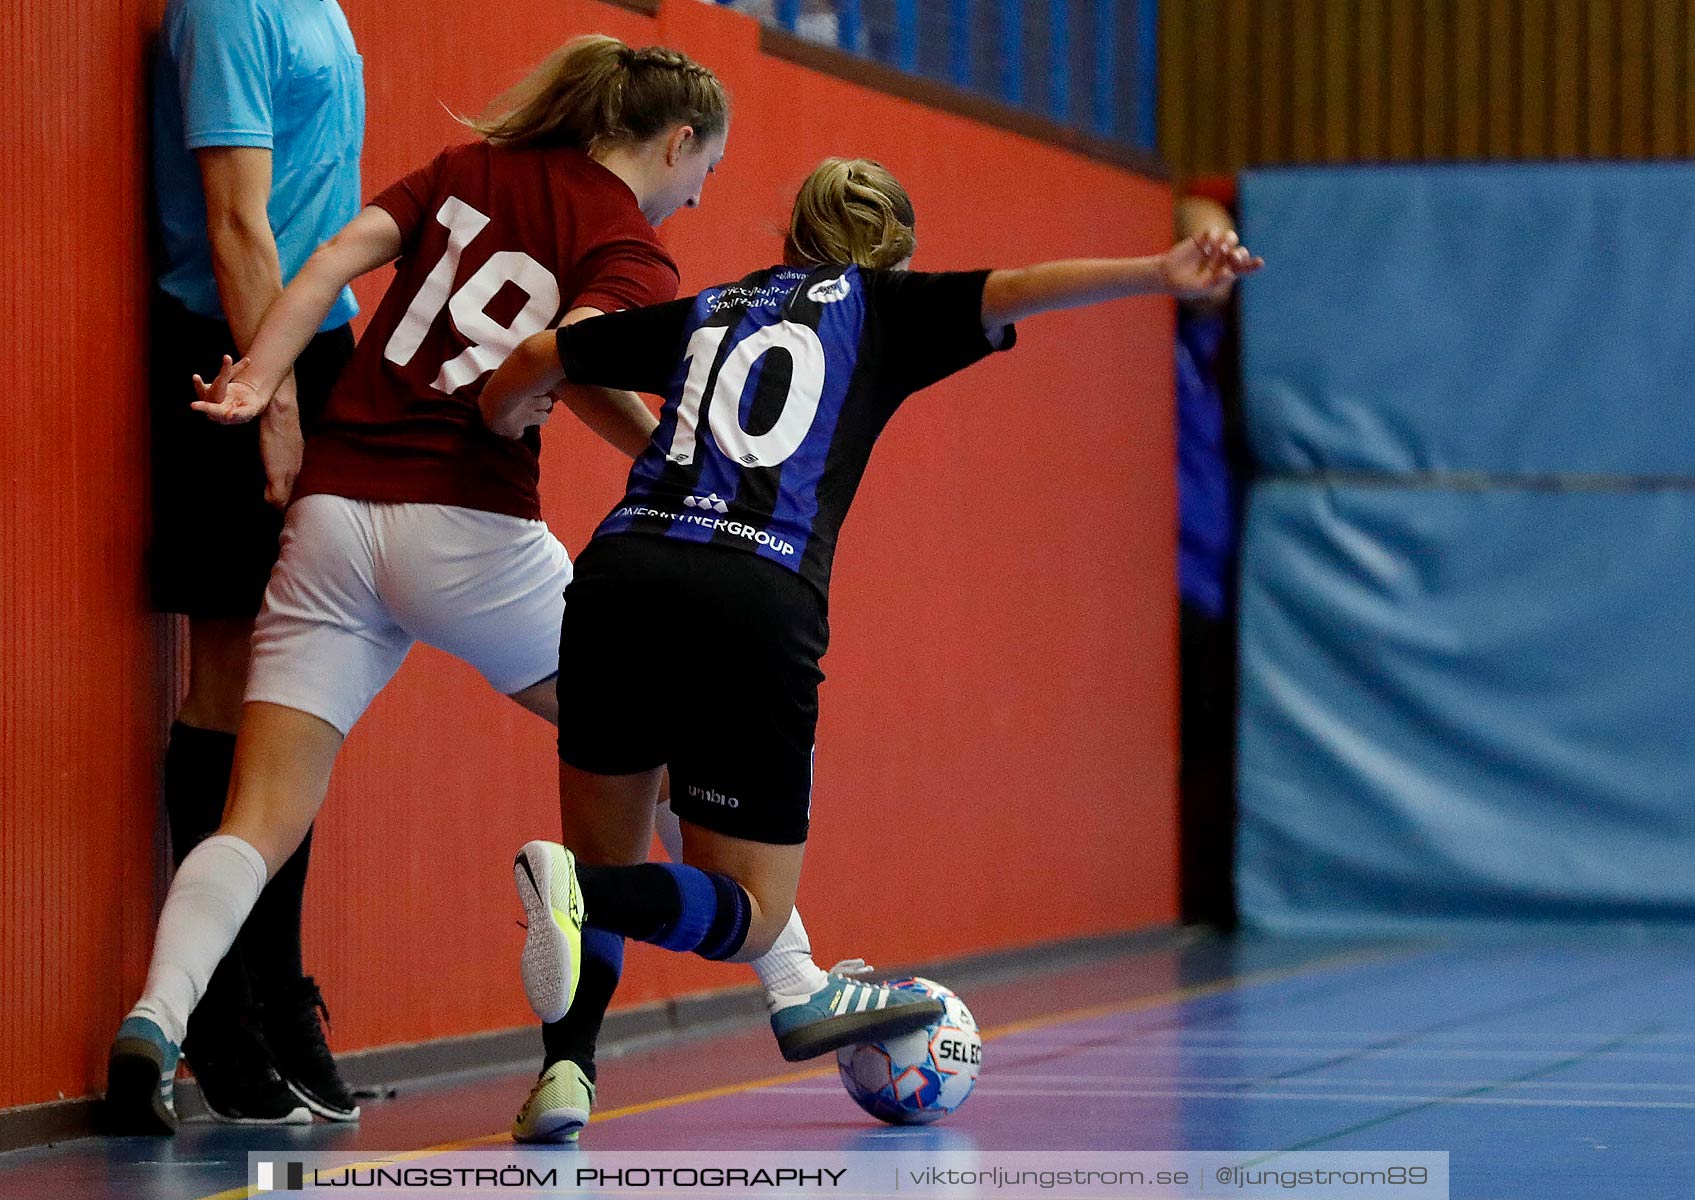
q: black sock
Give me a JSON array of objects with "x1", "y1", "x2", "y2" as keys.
[
  {"x1": 243, "y1": 827, "x2": 312, "y2": 997},
  {"x1": 540, "y1": 928, "x2": 624, "y2": 1080},
  {"x1": 163, "y1": 721, "x2": 234, "y2": 865}
]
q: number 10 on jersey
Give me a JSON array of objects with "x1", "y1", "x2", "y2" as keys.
[{"x1": 667, "y1": 320, "x2": 828, "y2": 470}]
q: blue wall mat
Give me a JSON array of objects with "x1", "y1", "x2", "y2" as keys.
[
  {"x1": 1238, "y1": 164, "x2": 1695, "y2": 478},
  {"x1": 1237, "y1": 481, "x2": 1695, "y2": 934}
]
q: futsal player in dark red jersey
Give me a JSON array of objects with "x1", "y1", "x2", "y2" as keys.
[
  {"x1": 479, "y1": 157, "x2": 1263, "y2": 1141},
  {"x1": 101, "y1": 35, "x2": 735, "y2": 1137}
]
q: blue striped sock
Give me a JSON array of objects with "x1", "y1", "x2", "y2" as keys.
[{"x1": 575, "y1": 863, "x2": 752, "y2": 962}]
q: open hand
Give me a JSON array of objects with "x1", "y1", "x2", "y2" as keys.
[
  {"x1": 191, "y1": 354, "x2": 270, "y2": 425},
  {"x1": 1160, "y1": 229, "x2": 1264, "y2": 301}
]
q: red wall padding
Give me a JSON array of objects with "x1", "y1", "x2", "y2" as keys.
[{"x1": 0, "y1": 0, "x2": 1175, "y2": 1109}]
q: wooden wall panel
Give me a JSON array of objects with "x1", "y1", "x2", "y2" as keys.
[
  {"x1": 1222, "y1": 0, "x2": 1253, "y2": 169},
  {"x1": 1586, "y1": 0, "x2": 1615, "y2": 156},
  {"x1": 1522, "y1": 0, "x2": 1552, "y2": 157},
  {"x1": 1356, "y1": 0, "x2": 1387, "y2": 160},
  {"x1": 1454, "y1": 0, "x2": 1487, "y2": 159},
  {"x1": 1254, "y1": 0, "x2": 1289, "y2": 164},
  {"x1": 1685, "y1": 0, "x2": 1695, "y2": 152},
  {"x1": 1619, "y1": 0, "x2": 1649, "y2": 157},
  {"x1": 1161, "y1": 0, "x2": 1695, "y2": 178},
  {"x1": 1648, "y1": 0, "x2": 1684, "y2": 156},
  {"x1": 1289, "y1": 0, "x2": 1322, "y2": 160}
]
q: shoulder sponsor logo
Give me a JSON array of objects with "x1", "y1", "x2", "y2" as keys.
[
  {"x1": 807, "y1": 275, "x2": 851, "y2": 304},
  {"x1": 708, "y1": 277, "x2": 800, "y2": 312}
]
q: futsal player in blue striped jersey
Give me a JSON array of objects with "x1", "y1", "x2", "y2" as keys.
[{"x1": 481, "y1": 157, "x2": 1263, "y2": 1142}]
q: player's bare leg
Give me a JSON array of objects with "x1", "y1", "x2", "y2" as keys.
[
  {"x1": 675, "y1": 820, "x2": 944, "y2": 1061},
  {"x1": 217, "y1": 704, "x2": 344, "y2": 868},
  {"x1": 674, "y1": 821, "x2": 804, "y2": 961},
  {"x1": 512, "y1": 771, "x2": 794, "y2": 1144},
  {"x1": 103, "y1": 703, "x2": 341, "y2": 1134},
  {"x1": 652, "y1": 799, "x2": 856, "y2": 1030},
  {"x1": 178, "y1": 617, "x2": 255, "y2": 732},
  {"x1": 171, "y1": 620, "x2": 356, "y2": 1123},
  {"x1": 517, "y1": 676, "x2": 852, "y2": 1046},
  {"x1": 512, "y1": 765, "x2": 951, "y2": 1141}
]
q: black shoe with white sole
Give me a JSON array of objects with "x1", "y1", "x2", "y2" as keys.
[
  {"x1": 261, "y1": 976, "x2": 361, "y2": 1121},
  {"x1": 183, "y1": 1020, "x2": 311, "y2": 1125}
]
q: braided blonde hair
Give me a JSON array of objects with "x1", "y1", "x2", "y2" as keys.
[
  {"x1": 783, "y1": 158, "x2": 916, "y2": 270},
  {"x1": 465, "y1": 35, "x2": 728, "y2": 153}
]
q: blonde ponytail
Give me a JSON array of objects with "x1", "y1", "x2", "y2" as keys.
[
  {"x1": 783, "y1": 158, "x2": 917, "y2": 270},
  {"x1": 464, "y1": 35, "x2": 728, "y2": 153}
]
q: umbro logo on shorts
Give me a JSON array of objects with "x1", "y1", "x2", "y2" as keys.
[
  {"x1": 682, "y1": 493, "x2": 730, "y2": 514},
  {"x1": 686, "y1": 784, "x2": 740, "y2": 809}
]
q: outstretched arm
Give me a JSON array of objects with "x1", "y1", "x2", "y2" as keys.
[
  {"x1": 482, "y1": 297, "x2": 694, "y2": 444},
  {"x1": 481, "y1": 306, "x2": 660, "y2": 457},
  {"x1": 554, "y1": 384, "x2": 659, "y2": 458},
  {"x1": 979, "y1": 230, "x2": 1262, "y2": 328},
  {"x1": 192, "y1": 205, "x2": 405, "y2": 424}
]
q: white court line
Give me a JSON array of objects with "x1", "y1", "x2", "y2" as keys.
[
  {"x1": 761, "y1": 1085, "x2": 1695, "y2": 1110},
  {"x1": 994, "y1": 1044, "x2": 1695, "y2": 1061},
  {"x1": 913, "y1": 1073, "x2": 1695, "y2": 1093},
  {"x1": 1119, "y1": 1031, "x2": 1695, "y2": 1043}
]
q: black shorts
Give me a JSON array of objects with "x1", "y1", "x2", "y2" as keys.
[
  {"x1": 556, "y1": 535, "x2": 829, "y2": 846},
  {"x1": 149, "y1": 292, "x2": 355, "y2": 618}
]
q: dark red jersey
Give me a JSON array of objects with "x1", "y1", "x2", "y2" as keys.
[{"x1": 295, "y1": 141, "x2": 680, "y2": 520}]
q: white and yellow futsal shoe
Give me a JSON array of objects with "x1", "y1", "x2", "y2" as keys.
[
  {"x1": 512, "y1": 1059, "x2": 595, "y2": 1144},
  {"x1": 514, "y1": 841, "x2": 584, "y2": 1024}
]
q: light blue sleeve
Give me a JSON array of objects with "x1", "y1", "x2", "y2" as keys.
[{"x1": 170, "y1": 0, "x2": 278, "y2": 150}]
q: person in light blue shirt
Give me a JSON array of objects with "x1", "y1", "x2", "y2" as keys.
[
  {"x1": 153, "y1": 0, "x2": 364, "y2": 329},
  {"x1": 146, "y1": 0, "x2": 363, "y2": 1129}
]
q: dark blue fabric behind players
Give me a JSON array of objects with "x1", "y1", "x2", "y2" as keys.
[
  {"x1": 557, "y1": 266, "x2": 1014, "y2": 600},
  {"x1": 1177, "y1": 309, "x2": 1236, "y2": 620}
]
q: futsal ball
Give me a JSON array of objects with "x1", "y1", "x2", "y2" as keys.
[{"x1": 836, "y1": 978, "x2": 981, "y2": 1124}]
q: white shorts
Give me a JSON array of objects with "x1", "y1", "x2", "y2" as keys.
[{"x1": 247, "y1": 494, "x2": 571, "y2": 734}]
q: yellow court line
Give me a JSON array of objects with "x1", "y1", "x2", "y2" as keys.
[{"x1": 193, "y1": 942, "x2": 1409, "y2": 1200}]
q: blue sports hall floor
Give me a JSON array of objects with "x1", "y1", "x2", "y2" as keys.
[{"x1": 3, "y1": 931, "x2": 1692, "y2": 1199}]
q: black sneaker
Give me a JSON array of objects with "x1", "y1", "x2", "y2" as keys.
[
  {"x1": 183, "y1": 1018, "x2": 312, "y2": 1125},
  {"x1": 261, "y1": 977, "x2": 361, "y2": 1122}
]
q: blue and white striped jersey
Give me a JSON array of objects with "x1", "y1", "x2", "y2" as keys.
[{"x1": 557, "y1": 264, "x2": 1013, "y2": 598}]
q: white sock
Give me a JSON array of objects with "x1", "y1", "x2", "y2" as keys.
[
  {"x1": 750, "y1": 907, "x2": 829, "y2": 1000},
  {"x1": 654, "y1": 800, "x2": 686, "y2": 863},
  {"x1": 654, "y1": 802, "x2": 829, "y2": 1001},
  {"x1": 129, "y1": 834, "x2": 268, "y2": 1046}
]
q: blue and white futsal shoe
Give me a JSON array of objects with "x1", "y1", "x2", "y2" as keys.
[
  {"x1": 515, "y1": 841, "x2": 584, "y2": 1024},
  {"x1": 768, "y1": 960, "x2": 947, "y2": 1062},
  {"x1": 101, "y1": 1015, "x2": 182, "y2": 1136}
]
